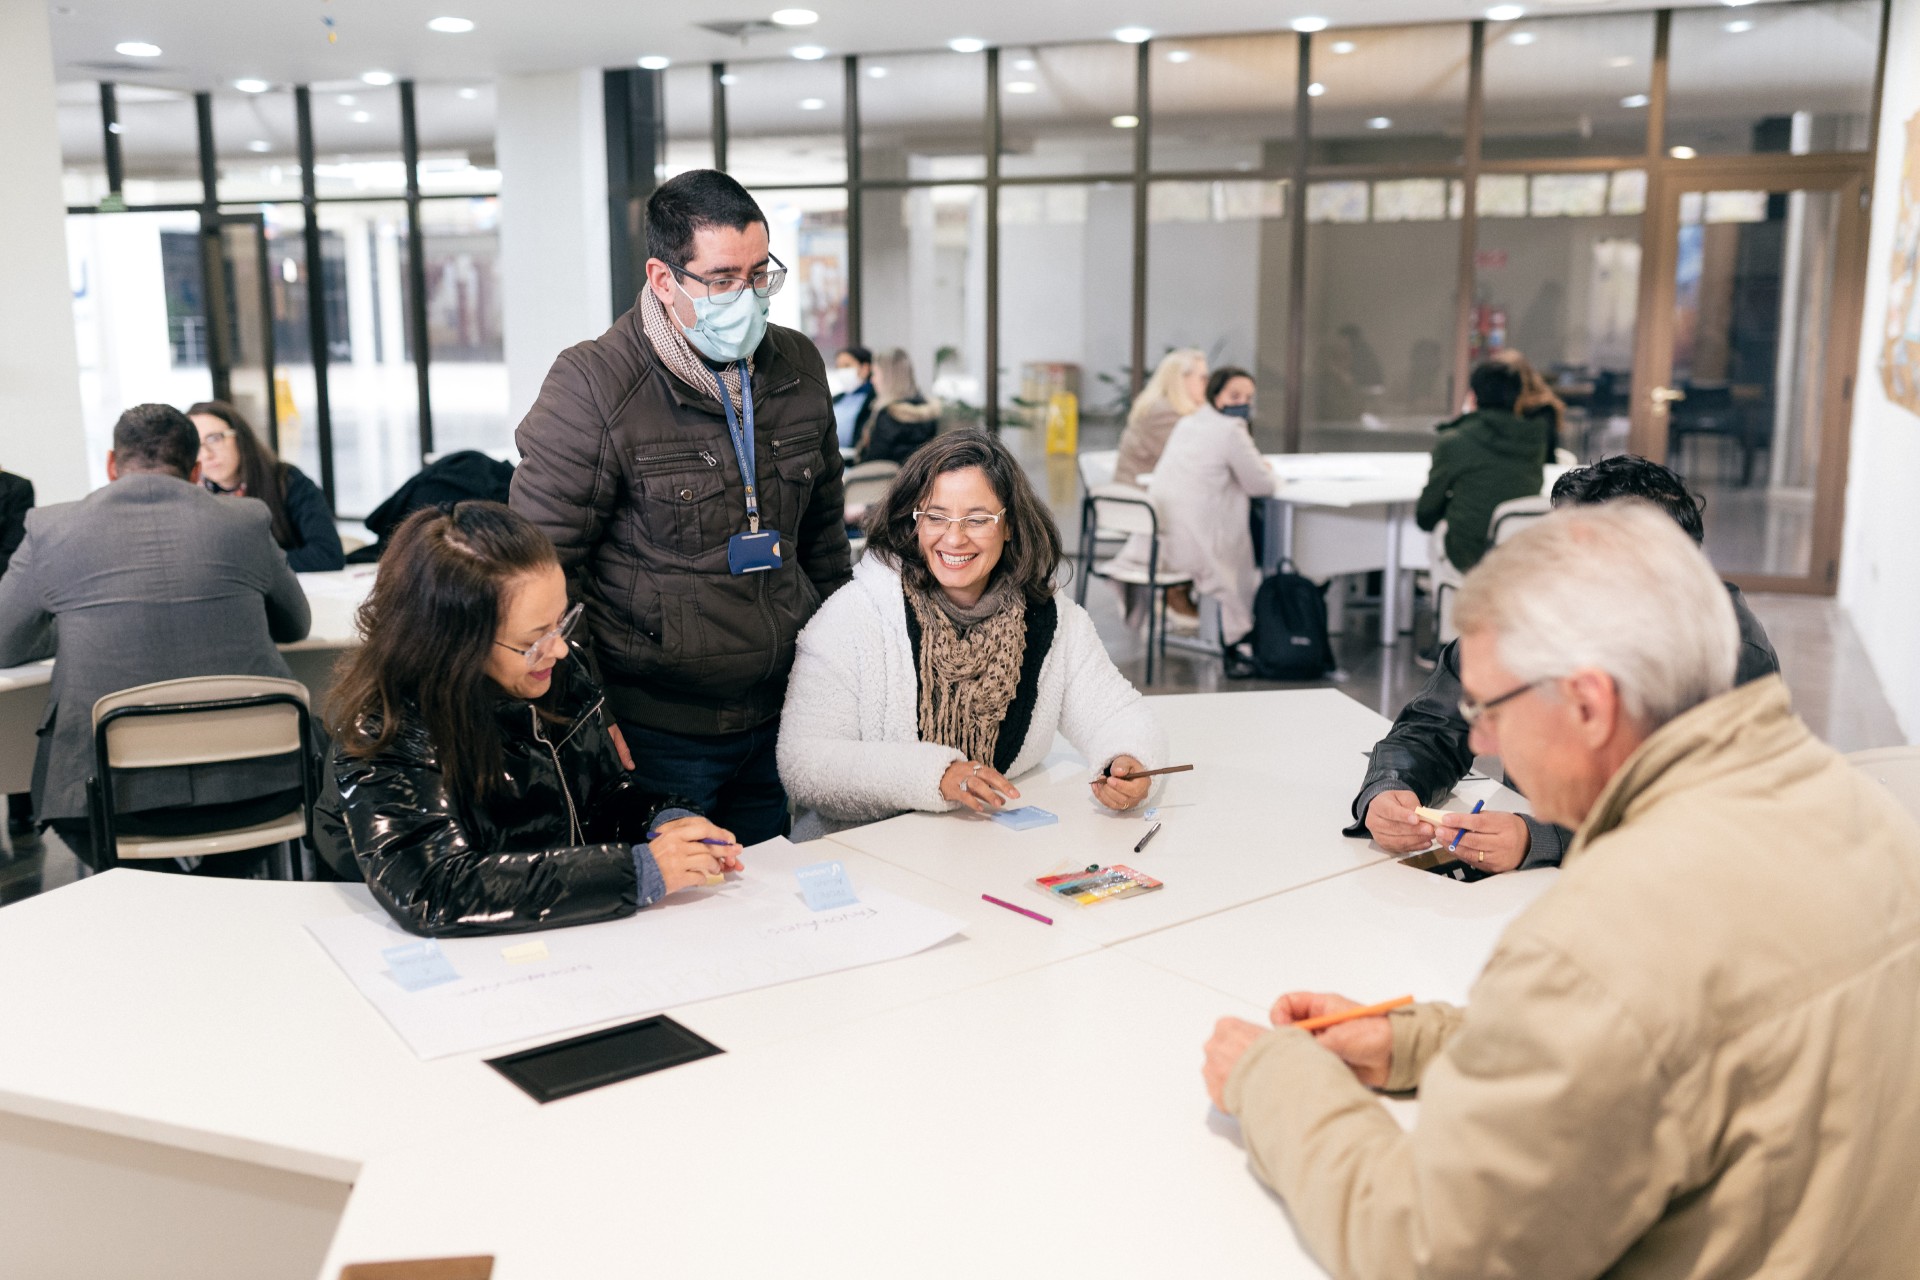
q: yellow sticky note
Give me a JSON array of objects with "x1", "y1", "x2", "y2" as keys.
[
  {"x1": 501, "y1": 940, "x2": 549, "y2": 964},
  {"x1": 1415, "y1": 806, "x2": 1450, "y2": 825}
]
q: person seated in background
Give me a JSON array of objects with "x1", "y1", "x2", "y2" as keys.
[
  {"x1": 1351, "y1": 455, "x2": 1779, "y2": 871},
  {"x1": 1205, "y1": 503, "x2": 1920, "y2": 1278},
  {"x1": 1415, "y1": 359, "x2": 1547, "y2": 575},
  {"x1": 854, "y1": 348, "x2": 944, "y2": 467},
  {"x1": 315, "y1": 502, "x2": 741, "y2": 936},
  {"x1": 1113, "y1": 348, "x2": 1206, "y2": 488},
  {"x1": 353, "y1": 449, "x2": 515, "y2": 563},
  {"x1": 830, "y1": 344, "x2": 875, "y2": 452},
  {"x1": 1, "y1": 462, "x2": 35, "y2": 848},
  {"x1": 189, "y1": 400, "x2": 344, "y2": 572},
  {"x1": 779, "y1": 431, "x2": 1166, "y2": 839},
  {"x1": 1138, "y1": 366, "x2": 1274, "y2": 644},
  {"x1": 1490, "y1": 347, "x2": 1568, "y2": 457},
  {"x1": 0, "y1": 404, "x2": 311, "y2": 869}
]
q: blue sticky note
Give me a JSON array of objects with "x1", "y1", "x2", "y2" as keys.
[
  {"x1": 381, "y1": 939, "x2": 460, "y2": 992},
  {"x1": 795, "y1": 860, "x2": 859, "y2": 911},
  {"x1": 988, "y1": 805, "x2": 1059, "y2": 831}
]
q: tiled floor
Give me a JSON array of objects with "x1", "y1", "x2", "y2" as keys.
[{"x1": 2, "y1": 427, "x2": 1906, "y2": 906}]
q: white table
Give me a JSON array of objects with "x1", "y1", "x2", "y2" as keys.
[{"x1": 0, "y1": 569, "x2": 373, "y2": 796}]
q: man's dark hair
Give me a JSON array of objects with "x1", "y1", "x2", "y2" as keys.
[
  {"x1": 1551, "y1": 454, "x2": 1706, "y2": 544},
  {"x1": 1206, "y1": 366, "x2": 1254, "y2": 406},
  {"x1": 113, "y1": 403, "x2": 200, "y2": 478},
  {"x1": 840, "y1": 345, "x2": 873, "y2": 367},
  {"x1": 1468, "y1": 361, "x2": 1524, "y2": 413},
  {"x1": 645, "y1": 170, "x2": 767, "y2": 268}
]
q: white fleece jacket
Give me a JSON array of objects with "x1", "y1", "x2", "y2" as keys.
[{"x1": 778, "y1": 555, "x2": 1167, "y2": 838}]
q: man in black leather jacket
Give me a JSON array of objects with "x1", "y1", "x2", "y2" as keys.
[{"x1": 1348, "y1": 456, "x2": 1781, "y2": 871}]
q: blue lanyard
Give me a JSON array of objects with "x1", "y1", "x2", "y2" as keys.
[{"x1": 711, "y1": 362, "x2": 758, "y2": 533}]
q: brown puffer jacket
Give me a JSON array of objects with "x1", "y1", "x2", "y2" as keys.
[{"x1": 511, "y1": 300, "x2": 851, "y2": 736}]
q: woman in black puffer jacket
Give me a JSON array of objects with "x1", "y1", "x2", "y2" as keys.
[{"x1": 313, "y1": 502, "x2": 743, "y2": 936}]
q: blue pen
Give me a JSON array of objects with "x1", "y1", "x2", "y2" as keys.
[
  {"x1": 644, "y1": 831, "x2": 735, "y2": 846},
  {"x1": 1449, "y1": 799, "x2": 1486, "y2": 852}
]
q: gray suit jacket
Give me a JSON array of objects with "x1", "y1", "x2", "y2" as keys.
[{"x1": 0, "y1": 472, "x2": 312, "y2": 821}]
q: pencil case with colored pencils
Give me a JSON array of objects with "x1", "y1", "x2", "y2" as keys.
[{"x1": 1035, "y1": 865, "x2": 1163, "y2": 905}]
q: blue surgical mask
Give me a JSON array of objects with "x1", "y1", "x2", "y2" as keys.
[
  {"x1": 1219, "y1": 403, "x2": 1253, "y2": 420},
  {"x1": 674, "y1": 279, "x2": 770, "y2": 363}
]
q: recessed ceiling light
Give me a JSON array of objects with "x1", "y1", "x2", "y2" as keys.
[
  {"x1": 771, "y1": 7, "x2": 818, "y2": 24},
  {"x1": 1006, "y1": 80, "x2": 1038, "y2": 93},
  {"x1": 426, "y1": 16, "x2": 475, "y2": 33},
  {"x1": 790, "y1": 44, "x2": 828, "y2": 59},
  {"x1": 234, "y1": 78, "x2": 270, "y2": 93},
  {"x1": 1670, "y1": 145, "x2": 1697, "y2": 158},
  {"x1": 337, "y1": 94, "x2": 357, "y2": 106},
  {"x1": 248, "y1": 140, "x2": 271, "y2": 152},
  {"x1": 1306, "y1": 81, "x2": 1326, "y2": 97},
  {"x1": 1111, "y1": 114, "x2": 1140, "y2": 129},
  {"x1": 1330, "y1": 40, "x2": 1356, "y2": 54},
  {"x1": 638, "y1": 55, "x2": 671, "y2": 70},
  {"x1": 1114, "y1": 26, "x2": 1152, "y2": 44},
  {"x1": 1290, "y1": 16, "x2": 1329, "y2": 33},
  {"x1": 1607, "y1": 55, "x2": 1633, "y2": 67},
  {"x1": 1723, "y1": 19, "x2": 1754, "y2": 32},
  {"x1": 1620, "y1": 93, "x2": 1650, "y2": 108},
  {"x1": 1486, "y1": 5, "x2": 1526, "y2": 20},
  {"x1": 1013, "y1": 58, "x2": 1036, "y2": 71},
  {"x1": 1165, "y1": 50, "x2": 1191, "y2": 63},
  {"x1": 361, "y1": 71, "x2": 394, "y2": 86},
  {"x1": 352, "y1": 111, "x2": 372, "y2": 123},
  {"x1": 799, "y1": 97, "x2": 825, "y2": 110},
  {"x1": 458, "y1": 87, "x2": 479, "y2": 99},
  {"x1": 947, "y1": 37, "x2": 986, "y2": 53},
  {"x1": 1508, "y1": 31, "x2": 1537, "y2": 44},
  {"x1": 1366, "y1": 116, "x2": 1392, "y2": 129},
  {"x1": 866, "y1": 65, "x2": 887, "y2": 78},
  {"x1": 115, "y1": 41, "x2": 161, "y2": 57}
]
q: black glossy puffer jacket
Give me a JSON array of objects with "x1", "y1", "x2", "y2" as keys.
[{"x1": 313, "y1": 652, "x2": 685, "y2": 937}]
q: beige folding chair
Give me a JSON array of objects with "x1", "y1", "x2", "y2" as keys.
[
  {"x1": 89, "y1": 676, "x2": 316, "y2": 877},
  {"x1": 1847, "y1": 747, "x2": 1920, "y2": 826},
  {"x1": 1085, "y1": 484, "x2": 1193, "y2": 685}
]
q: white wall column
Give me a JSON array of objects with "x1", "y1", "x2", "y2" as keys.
[
  {"x1": 0, "y1": 1, "x2": 90, "y2": 503},
  {"x1": 497, "y1": 70, "x2": 611, "y2": 432}
]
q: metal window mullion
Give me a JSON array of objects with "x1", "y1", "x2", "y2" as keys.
[
  {"x1": 845, "y1": 55, "x2": 863, "y2": 348},
  {"x1": 1284, "y1": 33, "x2": 1312, "y2": 452},
  {"x1": 985, "y1": 47, "x2": 1001, "y2": 432},
  {"x1": 1452, "y1": 21, "x2": 1486, "y2": 418},
  {"x1": 100, "y1": 83, "x2": 123, "y2": 195},
  {"x1": 712, "y1": 63, "x2": 729, "y2": 172},
  {"x1": 1130, "y1": 41, "x2": 1150, "y2": 399},
  {"x1": 195, "y1": 91, "x2": 233, "y2": 406},
  {"x1": 294, "y1": 86, "x2": 336, "y2": 508},
  {"x1": 401, "y1": 80, "x2": 433, "y2": 459}
]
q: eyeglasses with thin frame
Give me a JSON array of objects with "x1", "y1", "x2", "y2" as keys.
[
  {"x1": 668, "y1": 252, "x2": 789, "y2": 307},
  {"x1": 1458, "y1": 678, "x2": 1546, "y2": 727},
  {"x1": 494, "y1": 602, "x2": 584, "y2": 670},
  {"x1": 913, "y1": 509, "x2": 1007, "y2": 534},
  {"x1": 197, "y1": 431, "x2": 233, "y2": 452}
]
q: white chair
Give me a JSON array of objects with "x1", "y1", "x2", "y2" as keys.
[
  {"x1": 1072, "y1": 449, "x2": 1129, "y2": 606},
  {"x1": 88, "y1": 675, "x2": 316, "y2": 877},
  {"x1": 1430, "y1": 495, "x2": 1554, "y2": 644},
  {"x1": 1489, "y1": 493, "x2": 1554, "y2": 546},
  {"x1": 1847, "y1": 747, "x2": 1920, "y2": 826},
  {"x1": 1084, "y1": 484, "x2": 1192, "y2": 685}
]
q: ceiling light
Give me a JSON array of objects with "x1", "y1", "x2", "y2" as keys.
[
  {"x1": 1290, "y1": 16, "x2": 1329, "y2": 33},
  {"x1": 770, "y1": 7, "x2": 819, "y2": 24},
  {"x1": 866, "y1": 65, "x2": 888, "y2": 78},
  {"x1": 1366, "y1": 116, "x2": 1392, "y2": 129},
  {"x1": 337, "y1": 94, "x2": 357, "y2": 105},
  {"x1": 638, "y1": 55, "x2": 671, "y2": 69},
  {"x1": 248, "y1": 140, "x2": 271, "y2": 152},
  {"x1": 1165, "y1": 49, "x2": 1192, "y2": 63},
  {"x1": 1331, "y1": 40, "x2": 1356, "y2": 54},
  {"x1": 115, "y1": 41, "x2": 161, "y2": 57},
  {"x1": 947, "y1": 37, "x2": 986, "y2": 53},
  {"x1": 1508, "y1": 31, "x2": 1537, "y2": 44},
  {"x1": 1111, "y1": 114, "x2": 1140, "y2": 128},
  {"x1": 721, "y1": 73, "x2": 739, "y2": 84},
  {"x1": 1722, "y1": 0, "x2": 1757, "y2": 6},
  {"x1": 1620, "y1": 93, "x2": 1650, "y2": 108},
  {"x1": 458, "y1": 87, "x2": 479, "y2": 99},
  {"x1": 1486, "y1": 5, "x2": 1526, "y2": 20},
  {"x1": 361, "y1": 71, "x2": 394, "y2": 86},
  {"x1": 234, "y1": 78, "x2": 270, "y2": 93},
  {"x1": 790, "y1": 44, "x2": 827, "y2": 59},
  {"x1": 426, "y1": 16, "x2": 475, "y2": 33},
  {"x1": 1724, "y1": 19, "x2": 1753, "y2": 31},
  {"x1": 352, "y1": 111, "x2": 372, "y2": 123},
  {"x1": 1607, "y1": 55, "x2": 1633, "y2": 67},
  {"x1": 1306, "y1": 81, "x2": 1326, "y2": 97},
  {"x1": 1006, "y1": 80, "x2": 1037, "y2": 93},
  {"x1": 1013, "y1": 58, "x2": 1036, "y2": 71},
  {"x1": 1114, "y1": 26, "x2": 1152, "y2": 43},
  {"x1": 799, "y1": 97, "x2": 825, "y2": 110},
  {"x1": 1669, "y1": 145, "x2": 1697, "y2": 158}
]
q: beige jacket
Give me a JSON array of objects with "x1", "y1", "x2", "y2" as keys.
[
  {"x1": 1225, "y1": 676, "x2": 1920, "y2": 1279},
  {"x1": 1113, "y1": 400, "x2": 1184, "y2": 489}
]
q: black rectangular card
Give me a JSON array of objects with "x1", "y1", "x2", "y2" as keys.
[{"x1": 486, "y1": 1015, "x2": 723, "y2": 1104}]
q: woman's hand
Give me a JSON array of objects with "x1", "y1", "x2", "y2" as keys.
[
  {"x1": 648, "y1": 815, "x2": 743, "y2": 894},
  {"x1": 940, "y1": 759, "x2": 1020, "y2": 813},
  {"x1": 1090, "y1": 755, "x2": 1150, "y2": 811}
]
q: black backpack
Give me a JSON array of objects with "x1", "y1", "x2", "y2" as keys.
[{"x1": 1224, "y1": 562, "x2": 1336, "y2": 681}]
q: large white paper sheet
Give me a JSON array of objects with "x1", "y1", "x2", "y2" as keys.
[{"x1": 306, "y1": 839, "x2": 965, "y2": 1059}]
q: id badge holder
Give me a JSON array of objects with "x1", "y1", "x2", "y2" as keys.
[{"x1": 727, "y1": 529, "x2": 784, "y2": 574}]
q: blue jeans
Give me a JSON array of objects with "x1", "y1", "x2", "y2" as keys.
[{"x1": 616, "y1": 718, "x2": 790, "y2": 848}]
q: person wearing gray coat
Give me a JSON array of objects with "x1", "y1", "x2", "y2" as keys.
[{"x1": 0, "y1": 404, "x2": 311, "y2": 868}]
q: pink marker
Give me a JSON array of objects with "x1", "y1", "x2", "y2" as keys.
[{"x1": 981, "y1": 893, "x2": 1053, "y2": 926}]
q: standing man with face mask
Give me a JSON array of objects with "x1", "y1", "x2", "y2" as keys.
[{"x1": 512, "y1": 170, "x2": 851, "y2": 846}]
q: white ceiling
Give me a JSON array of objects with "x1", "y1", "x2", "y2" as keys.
[{"x1": 45, "y1": 0, "x2": 1800, "y2": 92}]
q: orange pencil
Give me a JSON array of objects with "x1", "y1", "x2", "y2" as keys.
[{"x1": 1291, "y1": 995, "x2": 1414, "y2": 1032}]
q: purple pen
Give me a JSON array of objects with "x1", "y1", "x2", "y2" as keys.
[{"x1": 981, "y1": 893, "x2": 1053, "y2": 926}]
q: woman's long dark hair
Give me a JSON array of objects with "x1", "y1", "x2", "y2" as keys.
[
  {"x1": 187, "y1": 400, "x2": 296, "y2": 551},
  {"x1": 325, "y1": 502, "x2": 558, "y2": 802}
]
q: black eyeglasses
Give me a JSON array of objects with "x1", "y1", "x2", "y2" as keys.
[
  {"x1": 1458, "y1": 678, "x2": 1546, "y2": 727},
  {"x1": 669, "y1": 252, "x2": 789, "y2": 306}
]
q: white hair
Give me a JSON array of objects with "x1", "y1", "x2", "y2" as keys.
[{"x1": 1454, "y1": 500, "x2": 1739, "y2": 730}]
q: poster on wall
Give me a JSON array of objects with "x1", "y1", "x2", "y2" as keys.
[{"x1": 1881, "y1": 110, "x2": 1920, "y2": 417}]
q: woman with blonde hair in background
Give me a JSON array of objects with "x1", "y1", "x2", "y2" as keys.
[
  {"x1": 855, "y1": 348, "x2": 945, "y2": 466},
  {"x1": 1490, "y1": 348, "x2": 1567, "y2": 457},
  {"x1": 1113, "y1": 348, "x2": 1207, "y2": 488}
]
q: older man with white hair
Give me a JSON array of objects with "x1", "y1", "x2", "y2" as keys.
[{"x1": 1202, "y1": 502, "x2": 1920, "y2": 1279}]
